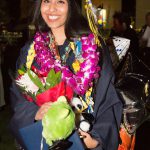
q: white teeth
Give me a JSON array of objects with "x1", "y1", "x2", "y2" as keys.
[{"x1": 48, "y1": 16, "x2": 59, "y2": 20}]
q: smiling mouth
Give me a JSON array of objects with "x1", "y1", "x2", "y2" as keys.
[{"x1": 48, "y1": 16, "x2": 59, "y2": 20}]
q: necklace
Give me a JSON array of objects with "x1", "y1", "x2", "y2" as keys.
[
  {"x1": 30, "y1": 32, "x2": 101, "y2": 95},
  {"x1": 48, "y1": 34, "x2": 71, "y2": 65}
]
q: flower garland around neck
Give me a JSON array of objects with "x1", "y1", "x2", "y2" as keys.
[{"x1": 26, "y1": 32, "x2": 101, "y2": 95}]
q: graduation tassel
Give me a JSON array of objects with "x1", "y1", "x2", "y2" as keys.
[{"x1": 85, "y1": 0, "x2": 101, "y2": 46}]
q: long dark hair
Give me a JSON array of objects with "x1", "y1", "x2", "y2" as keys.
[{"x1": 32, "y1": 0, "x2": 91, "y2": 40}]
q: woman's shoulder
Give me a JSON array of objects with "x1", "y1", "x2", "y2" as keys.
[
  {"x1": 21, "y1": 40, "x2": 33, "y2": 54},
  {"x1": 16, "y1": 40, "x2": 33, "y2": 70}
]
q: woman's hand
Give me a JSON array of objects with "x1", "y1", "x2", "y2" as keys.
[
  {"x1": 35, "y1": 102, "x2": 52, "y2": 120},
  {"x1": 79, "y1": 130, "x2": 99, "y2": 149}
]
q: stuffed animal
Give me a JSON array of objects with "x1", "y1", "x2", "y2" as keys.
[
  {"x1": 71, "y1": 97, "x2": 93, "y2": 132},
  {"x1": 42, "y1": 96, "x2": 75, "y2": 146}
]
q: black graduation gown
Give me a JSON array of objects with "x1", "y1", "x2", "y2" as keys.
[{"x1": 9, "y1": 39, "x2": 123, "y2": 150}]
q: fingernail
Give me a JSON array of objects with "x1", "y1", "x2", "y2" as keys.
[{"x1": 80, "y1": 135, "x2": 86, "y2": 139}]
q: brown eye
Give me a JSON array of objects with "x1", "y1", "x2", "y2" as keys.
[
  {"x1": 43, "y1": 0, "x2": 50, "y2": 3},
  {"x1": 57, "y1": 0, "x2": 65, "y2": 4}
]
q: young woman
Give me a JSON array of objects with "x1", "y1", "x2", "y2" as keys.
[{"x1": 9, "y1": 0, "x2": 122, "y2": 149}]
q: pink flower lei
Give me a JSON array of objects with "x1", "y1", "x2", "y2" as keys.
[{"x1": 34, "y1": 32, "x2": 101, "y2": 95}]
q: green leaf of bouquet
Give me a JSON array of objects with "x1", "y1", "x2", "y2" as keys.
[
  {"x1": 21, "y1": 65, "x2": 26, "y2": 72},
  {"x1": 55, "y1": 71, "x2": 61, "y2": 84},
  {"x1": 27, "y1": 70, "x2": 45, "y2": 91},
  {"x1": 18, "y1": 69, "x2": 25, "y2": 75},
  {"x1": 45, "y1": 69, "x2": 57, "y2": 90},
  {"x1": 46, "y1": 69, "x2": 55, "y2": 82},
  {"x1": 37, "y1": 89, "x2": 43, "y2": 94},
  {"x1": 18, "y1": 65, "x2": 26, "y2": 74}
]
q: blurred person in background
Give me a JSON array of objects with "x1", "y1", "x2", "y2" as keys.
[
  {"x1": 109, "y1": 12, "x2": 139, "y2": 56},
  {"x1": 139, "y1": 12, "x2": 150, "y2": 66}
]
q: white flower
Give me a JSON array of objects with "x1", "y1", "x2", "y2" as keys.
[{"x1": 16, "y1": 73, "x2": 39, "y2": 94}]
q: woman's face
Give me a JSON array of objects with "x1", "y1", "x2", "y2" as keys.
[{"x1": 41, "y1": 0, "x2": 68, "y2": 31}]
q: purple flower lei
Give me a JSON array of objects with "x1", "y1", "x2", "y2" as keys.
[{"x1": 34, "y1": 32, "x2": 101, "y2": 95}]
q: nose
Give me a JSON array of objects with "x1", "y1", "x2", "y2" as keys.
[{"x1": 48, "y1": 3, "x2": 57, "y2": 12}]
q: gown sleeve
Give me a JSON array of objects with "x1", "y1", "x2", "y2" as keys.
[
  {"x1": 9, "y1": 42, "x2": 39, "y2": 147},
  {"x1": 90, "y1": 39, "x2": 123, "y2": 150}
]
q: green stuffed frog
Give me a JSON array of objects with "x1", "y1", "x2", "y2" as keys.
[{"x1": 42, "y1": 96, "x2": 75, "y2": 146}]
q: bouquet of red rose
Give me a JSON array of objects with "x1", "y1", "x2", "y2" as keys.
[
  {"x1": 16, "y1": 67, "x2": 76, "y2": 146},
  {"x1": 16, "y1": 67, "x2": 73, "y2": 106}
]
